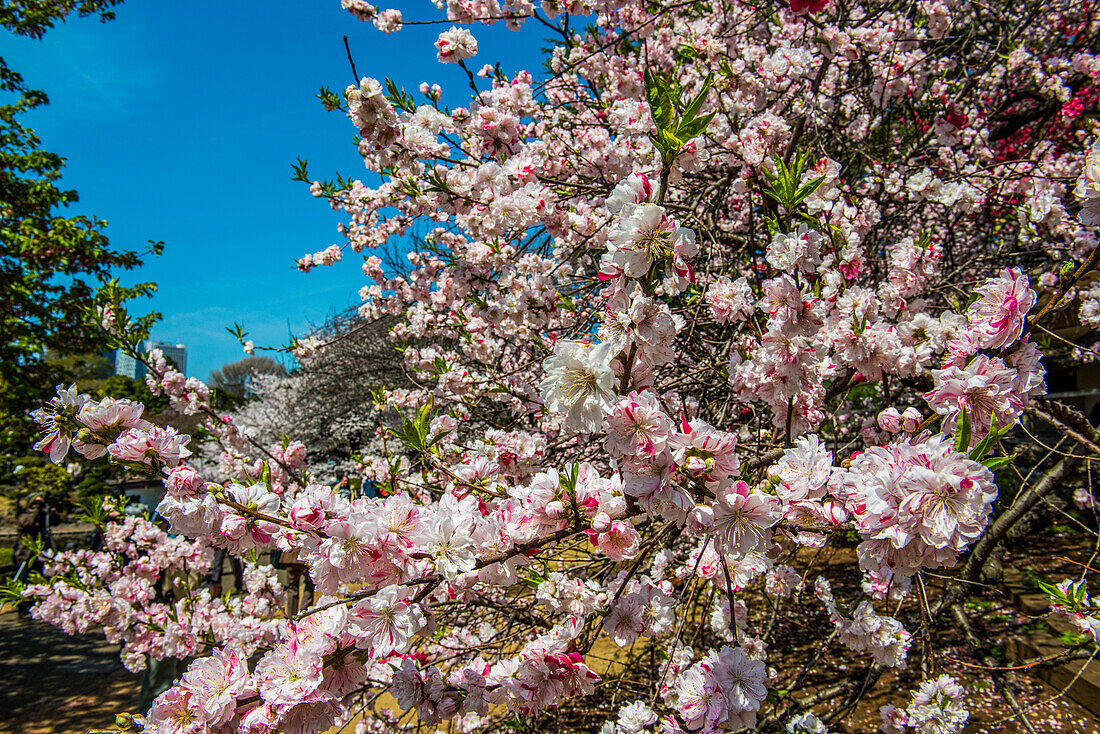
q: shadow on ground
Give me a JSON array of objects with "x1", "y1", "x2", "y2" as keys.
[{"x1": 0, "y1": 609, "x2": 140, "y2": 734}]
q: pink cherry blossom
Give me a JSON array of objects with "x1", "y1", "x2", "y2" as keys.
[{"x1": 965, "y1": 268, "x2": 1035, "y2": 350}]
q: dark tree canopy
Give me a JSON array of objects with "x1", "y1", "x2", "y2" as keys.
[
  {"x1": 0, "y1": 0, "x2": 121, "y2": 40},
  {"x1": 0, "y1": 0, "x2": 156, "y2": 459}
]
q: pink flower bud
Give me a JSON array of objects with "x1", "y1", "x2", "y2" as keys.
[
  {"x1": 877, "y1": 407, "x2": 902, "y2": 433},
  {"x1": 902, "y1": 406, "x2": 923, "y2": 433},
  {"x1": 164, "y1": 466, "x2": 202, "y2": 497},
  {"x1": 289, "y1": 501, "x2": 324, "y2": 531}
]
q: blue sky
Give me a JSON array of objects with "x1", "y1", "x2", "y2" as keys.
[{"x1": 4, "y1": 1, "x2": 549, "y2": 379}]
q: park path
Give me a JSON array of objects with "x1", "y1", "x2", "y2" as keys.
[{"x1": 0, "y1": 609, "x2": 140, "y2": 734}]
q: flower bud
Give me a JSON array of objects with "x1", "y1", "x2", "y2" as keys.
[
  {"x1": 115, "y1": 713, "x2": 141, "y2": 731},
  {"x1": 591, "y1": 511, "x2": 611, "y2": 532},
  {"x1": 821, "y1": 500, "x2": 849, "y2": 525},
  {"x1": 220, "y1": 513, "x2": 248, "y2": 540},
  {"x1": 877, "y1": 407, "x2": 902, "y2": 433},
  {"x1": 902, "y1": 406, "x2": 923, "y2": 433}
]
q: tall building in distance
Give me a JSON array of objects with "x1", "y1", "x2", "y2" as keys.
[
  {"x1": 114, "y1": 350, "x2": 143, "y2": 380},
  {"x1": 115, "y1": 341, "x2": 187, "y2": 379}
]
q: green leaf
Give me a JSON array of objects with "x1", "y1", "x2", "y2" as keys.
[
  {"x1": 955, "y1": 407, "x2": 971, "y2": 452},
  {"x1": 522, "y1": 571, "x2": 547, "y2": 588},
  {"x1": 391, "y1": 399, "x2": 437, "y2": 455},
  {"x1": 643, "y1": 68, "x2": 674, "y2": 131},
  {"x1": 791, "y1": 175, "x2": 825, "y2": 207},
  {"x1": 969, "y1": 414, "x2": 999, "y2": 461},
  {"x1": 664, "y1": 127, "x2": 685, "y2": 151},
  {"x1": 676, "y1": 111, "x2": 715, "y2": 141},
  {"x1": 761, "y1": 188, "x2": 784, "y2": 204},
  {"x1": 0, "y1": 579, "x2": 27, "y2": 608},
  {"x1": 290, "y1": 157, "x2": 310, "y2": 183},
  {"x1": 383, "y1": 78, "x2": 416, "y2": 112},
  {"x1": 673, "y1": 45, "x2": 698, "y2": 65},
  {"x1": 680, "y1": 72, "x2": 714, "y2": 124},
  {"x1": 427, "y1": 426, "x2": 453, "y2": 448},
  {"x1": 981, "y1": 454, "x2": 1016, "y2": 471},
  {"x1": 971, "y1": 416, "x2": 1015, "y2": 462}
]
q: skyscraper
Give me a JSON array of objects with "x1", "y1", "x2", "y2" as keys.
[{"x1": 115, "y1": 341, "x2": 187, "y2": 379}]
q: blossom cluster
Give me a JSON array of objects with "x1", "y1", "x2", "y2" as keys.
[{"x1": 26, "y1": 512, "x2": 284, "y2": 673}]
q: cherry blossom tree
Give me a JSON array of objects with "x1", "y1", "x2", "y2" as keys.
[{"x1": 11, "y1": 1, "x2": 1100, "y2": 733}]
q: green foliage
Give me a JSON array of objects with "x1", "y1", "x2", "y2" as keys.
[
  {"x1": 0, "y1": 577, "x2": 27, "y2": 610},
  {"x1": 290, "y1": 157, "x2": 354, "y2": 199},
  {"x1": 1038, "y1": 578, "x2": 1093, "y2": 614},
  {"x1": 759, "y1": 150, "x2": 829, "y2": 236},
  {"x1": 95, "y1": 373, "x2": 165, "y2": 407},
  {"x1": 840, "y1": 529, "x2": 862, "y2": 546},
  {"x1": 955, "y1": 407, "x2": 972, "y2": 452},
  {"x1": 4, "y1": 455, "x2": 70, "y2": 503},
  {"x1": 1061, "y1": 630, "x2": 1090, "y2": 647},
  {"x1": 74, "y1": 492, "x2": 112, "y2": 528},
  {"x1": 643, "y1": 68, "x2": 715, "y2": 171},
  {"x1": 0, "y1": 0, "x2": 158, "y2": 461},
  {"x1": 980, "y1": 454, "x2": 1016, "y2": 471},
  {"x1": 522, "y1": 570, "x2": 546, "y2": 589},
  {"x1": 952, "y1": 410, "x2": 1016, "y2": 469},
  {"x1": 383, "y1": 78, "x2": 417, "y2": 113},
  {"x1": 390, "y1": 399, "x2": 450, "y2": 456},
  {"x1": 760, "y1": 151, "x2": 825, "y2": 213},
  {"x1": 315, "y1": 85, "x2": 344, "y2": 112},
  {"x1": 0, "y1": 1, "x2": 121, "y2": 40}
]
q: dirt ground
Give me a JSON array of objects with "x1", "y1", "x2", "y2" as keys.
[
  {"x1": 0, "y1": 609, "x2": 140, "y2": 734},
  {"x1": 760, "y1": 534, "x2": 1100, "y2": 733}
]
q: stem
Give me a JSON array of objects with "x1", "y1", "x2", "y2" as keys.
[{"x1": 343, "y1": 35, "x2": 359, "y2": 83}]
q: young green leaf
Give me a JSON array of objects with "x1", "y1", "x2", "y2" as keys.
[
  {"x1": 969, "y1": 415, "x2": 999, "y2": 461},
  {"x1": 981, "y1": 454, "x2": 1015, "y2": 471},
  {"x1": 676, "y1": 111, "x2": 715, "y2": 142},
  {"x1": 955, "y1": 407, "x2": 971, "y2": 452},
  {"x1": 791, "y1": 175, "x2": 825, "y2": 208},
  {"x1": 680, "y1": 72, "x2": 714, "y2": 124}
]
